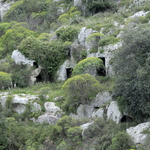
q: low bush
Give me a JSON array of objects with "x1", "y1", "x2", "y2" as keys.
[
  {"x1": 62, "y1": 74, "x2": 101, "y2": 113},
  {"x1": 56, "y1": 26, "x2": 78, "y2": 42},
  {"x1": 72, "y1": 57, "x2": 104, "y2": 76},
  {"x1": 0, "y1": 71, "x2": 12, "y2": 90}
]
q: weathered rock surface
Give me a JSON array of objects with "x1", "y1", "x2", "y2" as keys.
[
  {"x1": 107, "y1": 101, "x2": 122, "y2": 124},
  {"x1": 0, "y1": 93, "x2": 39, "y2": 114},
  {"x1": 57, "y1": 59, "x2": 75, "y2": 81},
  {"x1": 0, "y1": 0, "x2": 14, "y2": 20},
  {"x1": 11, "y1": 50, "x2": 34, "y2": 66},
  {"x1": 78, "y1": 27, "x2": 98, "y2": 53},
  {"x1": 70, "y1": 104, "x2": 94, "y2": 119},
  {"x1": 44, "y1": 102, "x2": 61, "y2": 118},
  {"x1": 36, "y1": 113, "x2": 59, "y2": 124},
  {"x1": 31, "y1": 67, "x2": 42, "y2": 84},
  {"x1": 126, "y1": 122, "x2": 150, "y2": 144},
  {"x1": 35, "y1": 102, "x2": 62, "y2": 124},
  {"x1": 92, "y1": 91, "x2": 112, "y2": 108},
  {"x1": 92, "y1": 108, "x2": 104, "y2": 119}
]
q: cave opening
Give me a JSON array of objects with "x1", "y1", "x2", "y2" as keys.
[
  {"x1": 97, "y1": 57, "x2": 106, "y2": 76},
  {"x1": 33, "y1": 62, "x2": 38, "y2": 68},
  {"x1": 120, "y1": 115, "x2": 133, "y2": 123},
  {"x1": 66, "y1": 68, "x2": 73, "y2": 79}
]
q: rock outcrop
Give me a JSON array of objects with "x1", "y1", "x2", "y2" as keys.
[
  {"x1": 11, "y1": 50, "x2": 34, "y2": 66},
  {"x1": 36, "y1": 102, "x2": 62, "y2": 124},
  {"x1": 126, "y1": 122, "x2": 150, "y2": 144},
  {"x1": 0, "y1": 0, "x2": 14, "y2": 20},
  {"x1": 107, "y1": 101, "x2": 122, "y2": 124}
]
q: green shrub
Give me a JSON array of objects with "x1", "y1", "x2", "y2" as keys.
[
  {"x1": 110, "y1": 131, "x2": 134, "y2": 150},
  {"x1": 82, "y1": 0, "x2": 116, "y2": 15},
  {"x1": 62, "y1": 74, "x2": 101, "y2": 113},
  {"x1": 1, "y1": 25, "x2": 35, "y2": 55},
  {"x1": 66, "y1": 126, "x2": 82, "y2": 148},
  {"x1": 0, "y1": 71, "x2": 12, "y2": 90},
  {"x1": 72, "y1": 57, "x2": 104, "y2": 76},
  {"x1": 11, "y1": 64, "x2": 32, "y2": 88},
  {"x1": 99, "y1": 36, "x2": 120, "y2": 47},
  {"x1": 56, "y1": 26, "x2": 78, "y2": 42},
  {"x1": 113, "y1": 26, "x2": 150, "y2": 122}
]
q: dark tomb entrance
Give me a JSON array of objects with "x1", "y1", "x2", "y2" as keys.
[
  {"x1": 66, "y1": 68, "x2": 73, "y2": 79},
  {"x1": 97, "y1": 57, "x2": 106, "y2": 76}
]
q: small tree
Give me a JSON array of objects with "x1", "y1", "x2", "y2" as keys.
[
  {"x1": 113, "y1": 26, "x2": 150, "y2": 122},
  {"x1": 62, "y1": 74, "x2": 101, "y2": 113},
  {"x1": 0, "y1": 71, "x2": 11, "y2": 90}
]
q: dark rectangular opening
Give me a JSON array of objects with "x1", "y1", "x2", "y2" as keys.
[
  {"x1": 66, "y1": 68, "x2": 72, "y2": 78},
  {"x1": 97, "y1": 57, "x2": 106, "y2": 76}
]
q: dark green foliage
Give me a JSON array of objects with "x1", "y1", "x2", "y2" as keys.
[
  {"x1": 56, "y1": 26, "x2": 79, "y2": 42},
  {"x1": 0, "y1": 114, "x2": 8, "y2": 150},
  {"x1": 18, "y1": 37, "x2": 69, "y2": 81},
  {"x1": 0, "y1": 24, "x2": 35, "y2": 55},
  {"x1": 62, "y1": 74, "x2": 101, "y2": 113},
  {"x1": 82, "y1": 118, "x2": 134, "y2": 150},
  {"x1": 110, "y1": 131, "x2": 134, "y2": 150},
  {"x1": 82, "y1": 0, "x2": 116, "y2": 15},
  {"x1": 4, "y1": 0, "x2": 62, "y2": 31},
  {"x1": 0, "y1": 71, "x2": 11, "y2": 90},
  {"x1": 11, "y1": 64, "x2": 32, "y2": 88},
  {"x1": 113, "y1": 26, "x2": 150, "y2": 122}
]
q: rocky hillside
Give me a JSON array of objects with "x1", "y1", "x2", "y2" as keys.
[{"x1": 0, "y1": 0, "x2": 150, "y2": 149}]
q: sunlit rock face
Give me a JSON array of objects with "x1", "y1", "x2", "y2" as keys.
[
  {"x1": 126, "y1": 122, "x2": 150, "y2": 144},
  {"x1": 0, "y1": 0, "x2": 14, "y2": 20}
]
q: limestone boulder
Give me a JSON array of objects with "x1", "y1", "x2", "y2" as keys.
[
  {"x1": 74, "y1": 0, "x2": 82, "y2": 7},
  {"x1": 92, "y1": 91, "x2": 112, "y2": 108},
  {"x1": 92, "y1": 108, "x2": 104, "y2": 119},
  {"x1": 36, "y1": 113, "x2": 59, "y2": 124},
  {"x1": 44, "y1": 102, "x2": 61, "y2": 118},
  {"x1": 126, "y1": 122, "x2": 150, "y2": 144},
  {"x1": 107, "y1": 101, "x2": 122, "y2": 124},
  {"x1": 11, "y1": 50, "x2": 34, "y2": 66},
  {"x1": 30, "y1": 67, "x2": 42, "y2": 84},
  {"x1": 70, "y1": 104, "x2": 94, "y2": 119},
  {"x1": 0, "y1": 0, "x2": 14, "y2": 20}
]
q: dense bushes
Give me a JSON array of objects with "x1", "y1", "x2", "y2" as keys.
[
  {"x1": 0, "y1": 71, "x2": 11, "y2": 90},
  {"x1": 0, "y1": 24, "x2": 35, "y2": 56},
  {"x1": 113, "y1": 26, "x2": 150, "y2": 122},
  {"x1": 82, "y1": 0, "x2": 116, "y2": 15},
  {"x1": 56, "y1": 26, "x2": 79, "y2": 42},
  {"x1": 62, "y1": 74, "x2": 101, "y2": 113}
]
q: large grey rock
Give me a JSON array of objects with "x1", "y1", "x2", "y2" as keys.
[
  {"x1": 107, "y1": 101, "x2": 122, "y2": 124},
  {"x1": 36, "y1": 113, "x2": 59, "y2": 124},
  {"x1": 70, "y1": 104, "x2": 94, "y2": 119},
  {"x1": 44, "y1": 102, "x2": 61, "y2": 118},
  {"x1": 92, "y1": 108, "x2": 104, "y2": 119},
  {"x1": 30, "y1": 67, "x2": 42, "y2": 84},
  {"x1": 129, "y1": 11, "x2": 149, "y2": 19},
  {"x1": 92, "y1": 91, "x2": 112, "y2": 108},
  {"x1": 57, "y1": 59, "x2": 75, "y2": 81},
  {"x1": 0, "y1": 0, "x2": 14, "y2": 20},
  {"x1": 126, "y1": 122, "x2": 150, "y2": 144},
  {"x1": 0, "y1": 93, "x2": 39, "y2": 114},
  {"x1": 74, "y1": 0, "x2": 82, "y2": 7},
  {"x1": 78, "y1": 27, "x2": 98, "y2": 54},
  {"x1": 11, "y1": 50, "x2": 34, "y2": 66},
  {"x1": 88, "y1": 42, "x2": 122, "y2": 76}
]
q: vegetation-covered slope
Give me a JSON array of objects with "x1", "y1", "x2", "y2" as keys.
[{"x1": 0, "y1": 0, "x2": 150, "y2": 149}]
